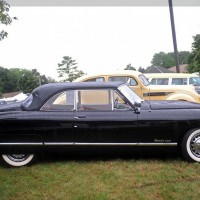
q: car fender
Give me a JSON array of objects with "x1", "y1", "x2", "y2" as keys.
[{"x1": 165, "y1": 93, "x2": 197, "y2": 102}]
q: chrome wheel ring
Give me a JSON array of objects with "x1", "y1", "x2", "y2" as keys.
[
  {"x1": 2, "y1": 154, "x2": 34, "y2": 167},
  {"x1": 7, "y1": 154, "x2": 31, "y2": 162},
  {"x1": 186, "y1": 129, "x2": 200, "y2": 162},
  {"x1": 190, "y1": 134, "x2": 200, "y2": 158}
]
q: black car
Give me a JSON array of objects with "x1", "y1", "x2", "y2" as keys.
[{"x1": 0, "y1": 82, "x2": 200, "y2": 167}]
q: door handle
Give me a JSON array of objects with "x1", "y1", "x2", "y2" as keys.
[{"x1": 74, "y1": 115, "x2": 87, "y2": 119}]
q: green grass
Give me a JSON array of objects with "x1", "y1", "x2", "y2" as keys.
[{"x1": 0, "y1": 154, "x2": 199, "y2": 200}]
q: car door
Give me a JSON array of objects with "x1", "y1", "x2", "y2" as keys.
[
  {"x1": 73, "y1": 89, "x2": 138, "y2": 145},
  {"x1": 39, "y1": 90, "x2": 75, "y2": 145}
]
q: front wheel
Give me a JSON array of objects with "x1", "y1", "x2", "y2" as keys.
[
  {"x1": 181, "y1": 129, "x2": 200, "y2": 162},
  {"x1": 1, "y1": 154, "x2": 35, "y2": 167}
]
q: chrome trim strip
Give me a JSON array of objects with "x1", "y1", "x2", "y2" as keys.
[
  {"x1": 0, "y1": 143, "x2": 43, "y2": 146},
  {"x1": 138, "y1": 143, "x2": 177, "y2": 146},
  {"x1": 45, "y1": 142, "x2": 74, "y2": 146},
  {"x1": 44, "y1": 142, "x2": 137, "y2": 146},
  {"x1": 0, "y1": 142, "x2": 177, "y2": 146},
  {"x1": 44, "y1": 142, "x2": 177, "y2": 146},
  {"x1": 75, "y1": 143, "x2": 138, "y2": 146}
]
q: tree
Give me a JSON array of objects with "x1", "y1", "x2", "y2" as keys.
[
  {"x1": 0, "y1": 66, "x2": 56, "y2": 94},
  {"x1": 187, "y1": 34, "x2": 200, "y2": 73},
  {"x1": 46, "y1": 76, "x2": 57, "y2": 83},
  {"x1": 179, "y1": 51, "x2": 191, "y2": 64},
  {"x1": 138, "y1": 66, "x2": 145, "y2": 73},
  {"x1": 17, "y1": 68, "x2": 53, "y2": 93},
  {"x1": 124, "y1": 64, "x2": 136, "y2": 71},
  {"x1": 18, "y1": 70, "x2": 39, "y2": 94},
  {"x1": 0, "y1": 66, "x2": 17, "y2": 93},
  {"x1": 57, "y1": 56, "x2": 85, "y2": 82},
  {"x1": 0, "y1": 0, "x2": 17, "y2": 41},
  {"x1": 151, "y1": 51, "x2": 191, "y2": 68},
  {"x1": 151, "y1": 52, "x2": 175, "y2": 68}
]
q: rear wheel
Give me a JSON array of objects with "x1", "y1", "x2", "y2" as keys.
[
  {"x1": 181, "y1": 129, "x2": 200, "y2": 162},
  {"x1": 1, "y1": 154, "x2": 35, "y2": 167}
]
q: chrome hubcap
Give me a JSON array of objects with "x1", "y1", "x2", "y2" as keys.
[
  {"x1": 190, "y1": 134, "x2": 200, "y2": 157},
  {"x1": 7, "y1": 154, "x2": 30, "y2": 162}
]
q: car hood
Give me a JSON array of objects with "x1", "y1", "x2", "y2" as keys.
[{"x1": 142, "y1": 100, "x2": 200, "y2": 110}]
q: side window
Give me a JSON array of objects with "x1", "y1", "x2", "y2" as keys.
[
  {"x1": 113, "y1": 91, "x2": 131, "y2": 110},
  {"x1": 84, "y1": 77, "x2": 104, "y2": 82},
  {"x1": 150, "y1": 78, "x2": 168, "y2": 85},
  {"x1": 189, "y1": 78, "x2": 195, "y2": 85},
  {"x1": 150, "y1": 78, "x2": 157, "y2": 85},
  {"x1": 77, "y1": 89, "x2": 112, "y2": 111},
  {"x1": 76, "y1": 89, "x2": 131, "y2": 111},
  {"x1": 157, "y1": 78, "x2": 169, "y2": 85},
  {"x1": 172, "y1": 78, "x2": 187, "y2": 85},
  {"x1": 108, "y1": 76, "x2": 137, "y2": 86},
  {"x1": 41, "y1": 91, "x2": 74, "y2": 111},
  {"x1": 189, "y1": 77, "x2": 200, "y2": 85}
]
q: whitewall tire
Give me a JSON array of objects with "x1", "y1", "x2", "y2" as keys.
[
  {"x1": 1, "y1": 154, "x2": 35, "y2": 167},
  {"x1": 181, "y1": 129, "x2": 200, "y2": 162}
]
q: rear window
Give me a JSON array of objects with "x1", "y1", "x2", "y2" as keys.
[{"x1": 40, "y1": 91, "x2": 74, "y2": 111}]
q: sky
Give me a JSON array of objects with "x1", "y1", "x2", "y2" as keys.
[{"x1": 0, "y1": 6, "x2": 200, "y2": 80}]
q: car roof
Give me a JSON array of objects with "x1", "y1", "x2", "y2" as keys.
[
  {"x1": 34, "y1": 81, "x2": 123, "y2": 93},
  {"x1": 145, "y1": 73, "x2": 199, "y2": 78},
  {"x1": 74, "y1": 70, "x2": 142, "y2": 82},
  {"x1": 21, "y1": 82, "x2": 124, "y2": 111}
]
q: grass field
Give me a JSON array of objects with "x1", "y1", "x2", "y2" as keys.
[{"x1": 0, "y1": 152, "x2": 199, "y2": 200}]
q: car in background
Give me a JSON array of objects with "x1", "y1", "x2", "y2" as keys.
[
  {"x1": 1, "y1": 82, "x2": 200, "y2": 167},
  {"x1": 75, "y1": 70, "x2": 200, "y2": 103},
  {"x1": 145, "y1": 73, "x2": 200, "y2": 86}
]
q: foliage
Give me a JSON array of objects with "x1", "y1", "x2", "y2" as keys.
[
  {"x1": 57, "y1": 56, "x2": 85, "y2": 82},
  {"x1": 187, "y1": 34, "x2": 200, "y2": 73},
  {"x1": 0, "y1": 0, "x2": 17, "y2": 41},
  {"x1": 18, "y1": 70, "x2": 39, "y2": 94},
  {"x1": 0, "y1": 67, "x2": 56, "y2": 94},
  {"x1": 0, "y1": 155, "x2": 200, "y2": 199},
  {"x1": 124, "y1": 64, "x2": 136, "y2": 71},
  {"x1": 18, "y1": 69, "x2": 54, "y2": 93},
  {"x1": 0, "y1": 66, "x2": 22, "y2": 93},
  {"x1": 179, "y1": 51, "x2": 191, "y2": 64},
  {"x1": 46, "y1": 76, "x2": 57, "y2": 83},
  {"x1": 151, "y1": 51, "x2": 191, "y2": 68}
]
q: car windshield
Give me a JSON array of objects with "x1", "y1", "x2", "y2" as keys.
[
  {"x1": 138, "y1": 75, "x2": 150, "y2": 86},
  {"x1": 189, "y1": 77, "x2": 200, "y2": 86},
  {"x1": 118, "y1": 84, "x2": 142, "y2": 105}
]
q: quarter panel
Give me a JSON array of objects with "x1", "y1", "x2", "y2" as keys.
[{"x1": 138, "y1": 109, "x2": 200, "y2": 143}]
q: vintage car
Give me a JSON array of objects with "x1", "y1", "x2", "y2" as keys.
[
  {"x1": 75, "y1": 70, "x2": 200, "y2": 102},
  {"x1": 0, "y1": 82, "x2": 200, "y2": 167}
]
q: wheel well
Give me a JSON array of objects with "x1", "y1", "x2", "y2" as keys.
[{"x1": 177, "y1": 127, "x2": 200, "y2": 147}]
